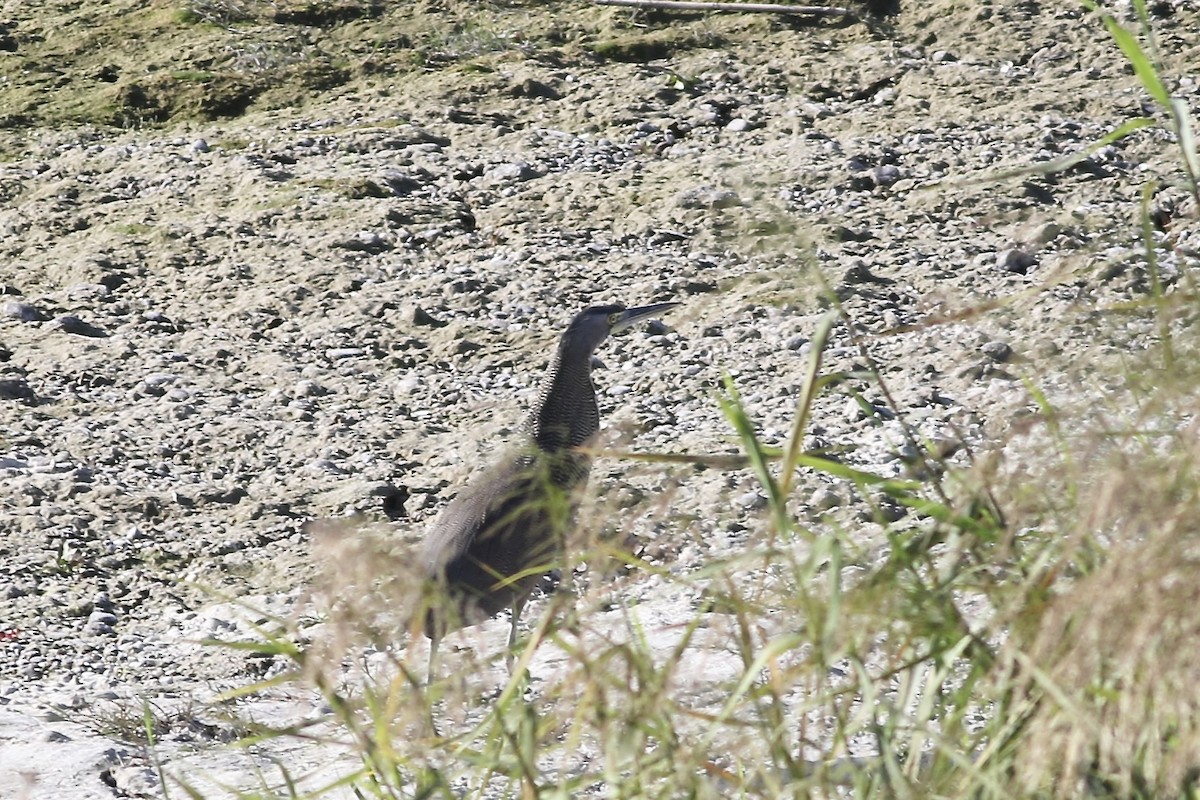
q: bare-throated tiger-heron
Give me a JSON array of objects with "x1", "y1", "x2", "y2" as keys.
[{"x1": 420, "y1": 302, "x2": 679, "y2": 670}]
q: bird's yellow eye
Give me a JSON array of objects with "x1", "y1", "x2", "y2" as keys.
[{"x1": 608, "y1": 313, "x2": 621, "y2": 325}]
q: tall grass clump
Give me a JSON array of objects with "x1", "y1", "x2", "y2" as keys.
[
  {"x1": 190, "y1": 292, "x2": 1200, "y2": 799},
  {"x1": 190, "y1": 294, "x2": 1200, "y2": 799},
  {"x1": 1007, "y1": 425, "x2": 1200, "y2": 796}
]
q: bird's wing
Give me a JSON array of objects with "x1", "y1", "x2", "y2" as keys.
[{"x1": 421, "y1": 451, "x2": 558, "y2": 573}]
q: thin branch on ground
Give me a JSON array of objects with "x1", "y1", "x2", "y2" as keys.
[{"x1": 592, "y1": 0, "x2": 853, "y2": 17}]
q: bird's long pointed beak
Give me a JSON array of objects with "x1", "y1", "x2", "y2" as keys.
[{"x1": 611, "y1": 301, "x2": 680, "y2": 333}]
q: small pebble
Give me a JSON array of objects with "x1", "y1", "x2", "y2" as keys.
[
  {"x1": 872, "y1": 165, "x2": 902, "y2": 187},
  {"x1": 293, "y1": 379, "x2": 327, "y2": 397},
  {"x1": 49, "y1": 693, "x2": 86, "y2": 710},
  {"x1": 112, "y1": 765, "x2": 160, "y2": 795},
  {"x1": 981, "y1": 341, "x2": 1013, "y2": 362},
  {"x1": 308, "y1": 458, "x2": 343, "y2": 474},
  {"x1": 1023, "y1": 221, "x2": 1062, "y2": 245},
  {"x1": 3, "y1": 301, "x2": 45, "y2": 322},
  {"x1": 799, "y1": 101, "x2": 832, "y2": 119},
  {"x1": 336, "y1": 231, "x2": 391, "y2": 252},
  {"x1": 844, "y1": 397, "x2": 869, "y2": 422},
  {"x1": 676, "y1": 185, "x2": 741, "y2": 209},
  {"x1": 809, "y1": 487, "x2": 843, "y2": 511},
  {"x1": 485, "y1": 162, "x2": 541, "y2": 182},
  {"x1": 51, "y1": 315, "x2": 105, "y2": 337},
  {"x1": 85, "y1": 611, "x2": 118, "y2": 634},
  {"x1": 736, "y1": 491, "x2": 767, "y2": 510}
]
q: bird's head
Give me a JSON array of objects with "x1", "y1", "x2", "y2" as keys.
[{"x1": 559, "y1": 302, "x2": 680, "y2": 357}]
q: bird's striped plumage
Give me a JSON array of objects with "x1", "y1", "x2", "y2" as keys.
[{"x1": 419, "y1": 302, "x2": 678, "y2": 660}]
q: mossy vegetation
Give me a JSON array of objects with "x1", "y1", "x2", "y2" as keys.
[{"x1": 0, "y1": 0, "x2": 729, "y2": 130}]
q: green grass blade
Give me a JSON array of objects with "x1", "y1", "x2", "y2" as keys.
[
  {"x1": 718, "y1": 373, "x2": 791, "y2": 534},
  {"x1": 1088, "y1": 4, "x2": 1171, "y2": 106},
  {"x1": 980, "y1": 116, "x2": 1155, "y2": 183},
  {"x1": 790, "y1": 452, "x2": 921, "y2": 493},
  {"x1": 1140, "y1": 179, "x2": 1176, "y2": 369},
  {"x1": 780, "y1": 311, "x2": 836, "y2": 499},
  {"x1": 1170, "y1": 97, "x2": 1200, "y2": 199}
]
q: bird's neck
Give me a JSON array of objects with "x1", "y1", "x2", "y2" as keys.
[{"x1": 531, "y1": 346, "x2": 599, "y2": 454}]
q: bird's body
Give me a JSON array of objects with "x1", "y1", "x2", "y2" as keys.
[
  {"x1": 419, "y1": 302, "x2": 678, "y2": 663},
  {"x1": 420, "y1": 448, "x2": 579, "y2": 633}
]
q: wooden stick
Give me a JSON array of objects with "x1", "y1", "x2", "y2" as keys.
[{"x1": 593, "y1": 0, "x2": 853, "y2": 16}]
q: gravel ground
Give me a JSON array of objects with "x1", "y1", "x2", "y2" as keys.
[{"x1": 2, "y1": 0, "x2": 1199, "y2": 796}]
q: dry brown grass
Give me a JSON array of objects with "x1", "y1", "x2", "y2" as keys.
[{"x1": 1008, "y1": 419, "x2": 1200, "y2": 796}]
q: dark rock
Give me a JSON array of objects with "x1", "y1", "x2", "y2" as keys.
[
  {"x1": 646, "y1": 319, "x2": 670, "y2": 335},
  {"x1": 843, "y1": 262, "x2": 893, "y2": 285},
  {"x1": 412, "y1": 306, "x2": 447, "y2": 328},
  {"x1": 996, "y1": 248, "x2": 1036, "y2": 274},
  {"x1": 834, "y1": 226, "x2": 874, "y2": 243},
  {"x1": 0, "y1": 377, "x2": 34, "y2": 402},
  {"x1": 379, "y1": 170, "x2": 425, "y2": 195},
  {"x1": 51, "y1": 315, "x2": 106, "y2": 337},
  {"x1": 510, "y1": 78, "x2": 561, "y2": 100},
  {"x1": 872, "y1": 165, "x2": 903, "y2": 187},
  {"x1": 981, "y1": 341, "x2": 1012, "y2": 362},
  {"x1": 1022, "y1": 181, "x2": 1056, "y2": 204},
  {"x1": 371, "y1": 483, "x2": 409, "y2": 520}
]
